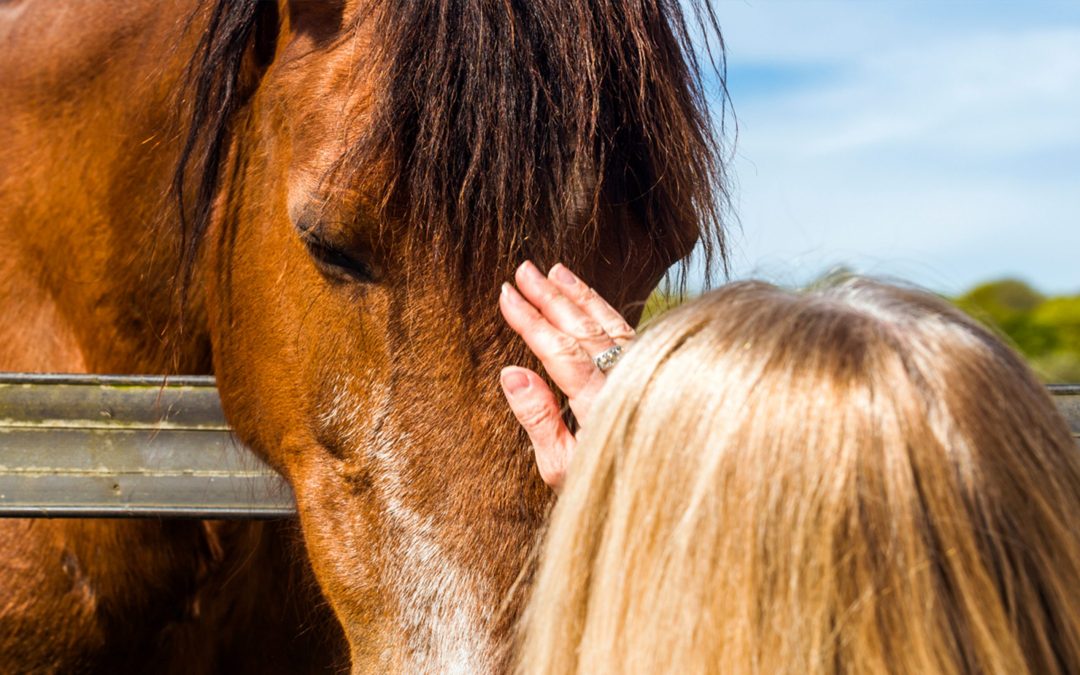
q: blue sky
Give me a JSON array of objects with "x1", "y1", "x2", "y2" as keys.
[{"x1": 702, "y1": 0, "x2": 1080, "y2": 295}]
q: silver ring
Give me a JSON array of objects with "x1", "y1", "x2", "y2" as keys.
[{"x1": 593, "y1": 345, "x2": 623, "y2": 372}]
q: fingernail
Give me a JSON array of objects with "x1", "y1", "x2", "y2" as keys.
[
  {"x1": 501, "y1": 282, "x2": 524, "y2": 305},
  {"x1": 501, "y1": 369, "x2": 531, "y2": 396},
  {"x1": 551, "y1": 263, "x2": 577, "y2": 286},
  {"x1": 521, "y1": 260, "x2": 544, "y2": 281}
]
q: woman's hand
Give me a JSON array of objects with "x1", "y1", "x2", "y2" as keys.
[{"x1": 498, "y1": 261, "x2": 636, "y2": 491}]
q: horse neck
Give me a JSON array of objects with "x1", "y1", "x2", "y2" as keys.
[{"x1": 0, "y1": 1, "x2": 208, "y2": 375}]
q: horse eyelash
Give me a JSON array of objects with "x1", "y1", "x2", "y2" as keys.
[{"x1": 301, "y1": 232, "x2": 377, "y2": 283}]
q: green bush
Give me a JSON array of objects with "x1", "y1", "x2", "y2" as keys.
[
  {"x1": 954, "y1": 279, "x2": 1080, "y2": 383},
  {"x1": 638, "y1": 290, "x2": 686, "y2": 327}
]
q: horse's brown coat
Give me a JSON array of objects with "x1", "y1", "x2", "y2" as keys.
[{"x1": 0, "y1": 0, "x2": 725, "y2": 671}]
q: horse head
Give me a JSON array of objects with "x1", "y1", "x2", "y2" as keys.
[{"x1": 178, "y1": 0, "x2": 726, "y2": 669}]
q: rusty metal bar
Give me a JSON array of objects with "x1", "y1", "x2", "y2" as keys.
[
  {"x1": 1049, "y1": 384, "x2": 1080, "y2": 437},
  {"x1": 0, "y1": 373, "x2": 295, "y2": 518},
  {"x1": 0, "y1": 375, "x2": 1077, "y2": 519}
]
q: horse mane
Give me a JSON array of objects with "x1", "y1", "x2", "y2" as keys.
[{"x1": 175, "y1": 0, "x2": 730, "y2": 293}]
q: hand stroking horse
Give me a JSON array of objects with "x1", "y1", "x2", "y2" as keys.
[{"x1": 0, "y1": 0, "x2": 726, "y2": 671}]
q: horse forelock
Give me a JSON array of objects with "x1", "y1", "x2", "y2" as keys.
[{"x1": 176, "y1": 0, "x2": 731, "y2": 295}]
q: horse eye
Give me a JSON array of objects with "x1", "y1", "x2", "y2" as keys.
[{"x1": 301, "y1": 233, "x2": 378, "y2": 283}]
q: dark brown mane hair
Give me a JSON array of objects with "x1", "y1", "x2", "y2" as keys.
[{"x1": 175, "y1": 0, "x2": 730, "y2": 293}]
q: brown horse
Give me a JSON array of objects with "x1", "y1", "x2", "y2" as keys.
[{"x1": 0, "y1": 0, "x2": 726, "y2": 672}]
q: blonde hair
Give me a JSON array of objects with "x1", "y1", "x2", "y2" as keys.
[{"x1": 517, "y1": 279, "x2": 1080, "y2": 675}]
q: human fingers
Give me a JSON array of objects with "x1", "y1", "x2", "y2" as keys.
[
  {"x1": 547, "y1": 263, "x2": 636, "y2": 345},
  {"x1": 513, "y1": 261, "x2": 618, "y2": 359},
  {"x1": 499, "y1": 367, "x2": 574, "y2": 490},
  {"x1": 499, "y1": 282, "x2": 605, "y2": 423}
]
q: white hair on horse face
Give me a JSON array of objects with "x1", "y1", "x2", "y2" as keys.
[
  {"x1": 394, "y1": 517, "x2": 492, "y2": 674},
  {"x1": 324, "y1": 371, "x2": 494, "y2": 673},
  {"x1": 318, "y1": 373, "x2": 367, "y2": 447}
]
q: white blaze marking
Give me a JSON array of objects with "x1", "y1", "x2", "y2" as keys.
[{"x1": 321, "y1": 374, "x2": 494, "y2": 673}]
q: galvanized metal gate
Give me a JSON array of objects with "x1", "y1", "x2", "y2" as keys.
[
  {"x1": 0, "y1": 373, "x2": 1078, "y2": 518},
  {"x1": 0, "y1": 374, "x2": 293, "y2": 518}
]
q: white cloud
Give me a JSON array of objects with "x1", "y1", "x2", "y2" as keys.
[
  {"x1": 712, "y1": 3, "x2": 1080, "y2": 295},
  {"x1": 772, "y1": 29, "x2": 1080, "y2": 157}
]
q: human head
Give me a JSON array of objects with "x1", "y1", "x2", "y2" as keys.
[{"x1": 518, "y1": 278, "x2": 1080, "y2": 674}]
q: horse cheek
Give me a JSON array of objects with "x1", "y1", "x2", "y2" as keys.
[{"x1": 203, "y1": 167, "x2": 402, "y2": 655}]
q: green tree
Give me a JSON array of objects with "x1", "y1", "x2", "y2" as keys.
[
  {"x1": 955, "y1": 278, "x2": 1043, "y2": 326},
  {"x1": 639, "y1": 289, "x2": 685, "y2": 327},
  {"x1": 954, "y1": 279, "x2": 1080, "y2": 383}
]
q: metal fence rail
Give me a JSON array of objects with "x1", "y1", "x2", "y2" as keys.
[
  {"x1": 0, "y1": 374, "x2": 1078, "y2": 519},
  {"x1": 1052, "y1": 384, "x2": 1080, "y2": 436},
  {"x1": 0, "y1": 374, "x2": 294, "y2": 518}
]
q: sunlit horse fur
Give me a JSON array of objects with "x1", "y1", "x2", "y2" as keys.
[{"x1": 0, "y1": 0, "x2": 726, "y2": 671}]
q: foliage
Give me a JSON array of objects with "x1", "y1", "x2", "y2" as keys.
[
  {"x1": 956, "y1": 279, "x2": 1080, "y2": 383},
  {"x1": 638, "y1": 290, "x2": 686, "y2": 327}
]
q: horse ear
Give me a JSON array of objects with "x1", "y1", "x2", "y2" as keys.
[
  {"x1": 235, "y1": 1, "x2": 280, "y2": 100},
  {"x1": 252, "y1": 2, "x2": 280, "y2": 70},
  {"x1": 237, "y1": 0, "x2": 345, "y2": 98},
  {"x1": 284, "y1": 0, "x2": 347, "y2": 52}
]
